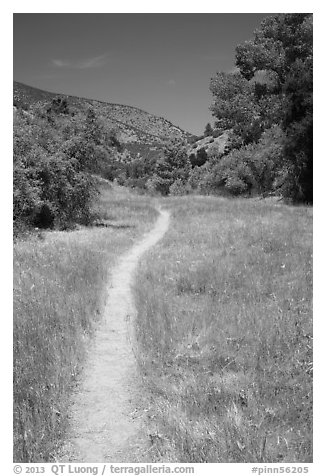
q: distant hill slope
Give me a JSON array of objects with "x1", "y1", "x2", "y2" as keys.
[
  {"x1": 13, "y1": 81, "x2": 190, "y2": 153},
  {"x1": 186, "y1": 131, "x2": 231, "y2": 158}
]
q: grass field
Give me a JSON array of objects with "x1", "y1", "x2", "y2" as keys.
[
  {"x1": 134, "y1": 196, "x2": 313, "y2": 463},
  {"x1": 13, "y1": 183, "x2": 157, "y2": 462}
]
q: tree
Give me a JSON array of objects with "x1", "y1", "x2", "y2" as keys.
[
  {"x1": 209, "y1": 14, "x2": 312, "y2": 202},
  {"x1": 235, "y1": 14, "x2": 312, "y2": 87},
  {"x1": 153, "y1": 139, "x2": 190, "y2": 195},
  {"x1": 235, "y1": 13, "x2": 313, "y2": 202},
  {"x1": 189, "y1": 147, "x2": 208, "y2": 168},
  {"x1": 209, "y1": 72, "x2": 263, "y2": 145},
  {"x1": 204, "y1": 123, "x2": 214, "y2": 137},
  {"x1": 281, "y1": 57, "x2": 313, "y2": 202}
]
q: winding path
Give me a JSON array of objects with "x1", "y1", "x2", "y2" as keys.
[{"x1": 61, "y1": 207, "x2": 170, "y2": 462}]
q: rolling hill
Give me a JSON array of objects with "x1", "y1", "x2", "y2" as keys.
[{"x1": 13, "y1": 81, "x2": 190, "y2": 159}]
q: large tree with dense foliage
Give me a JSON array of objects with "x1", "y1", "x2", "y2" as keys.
[
  {"x1": 235, "y1": 14, "x2": 312, "y2": 87},
  {"x1": 235, "y1": 13, "x2": 313, "y2": 202},
  {"x1": 209, "y1": 13, "x2": 312, "y2": 202},
  {"x1": 209, "y1": 71, "x2": 263, "y2": 145}
]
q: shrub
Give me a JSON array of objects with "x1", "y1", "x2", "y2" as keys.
[
  {"x1": 32, "y1": 202, "x2": 55, "y2": 229},
  {"x1": 13, "y1": 100, "x2": 119, "y2": 233},
  {"x1": 169, "y1": 179, "x2": 188, "y2": 196},
  {"x1": 153, "y1": 139, "x2": 191, "y2": 194},
  {"x1": 145, "y1": 174, "x2": 170, "y2": 196},
  {"x1": 205, "y1": 153, "x2": 255, "y2": 196},
  {"x1": 192, "y1": 126, "x2": 285, "y2": 197},
  {"x1": 250, "y1": 126, "x2": 284, "y2": 194},
  {"x1": 189, "y1": 147, "x2": 208, "y2": 168},
  {"x1": 225, "y1": 175, "x2": 248, "y2": 195},
  {"x1": 13, "y1": 159, "x2": 41, "y2": 230},
  {"x1": 187, "y1": 164, "x2": 213, "y2": 194},
  {"x1": 46, "y1": 96, "x2": 70, "y2": 116},
  {"x1": 204, "y1": 122, "x2": 214, "y2": 137}
]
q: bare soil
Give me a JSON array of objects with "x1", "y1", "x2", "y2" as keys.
[{"x1": 59, "y1": 207, "x2": 170, "y2": 462}]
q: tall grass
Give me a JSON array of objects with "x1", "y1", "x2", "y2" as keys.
[
  {"x1": 134, "y1": 196, "x2": 312, "y2": 463},
  {"x1": 13, "y1": 184, "x2": 157, "y2": 462}
]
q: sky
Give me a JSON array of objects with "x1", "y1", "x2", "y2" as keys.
[{"x1": 13, "y1": 13, "x2": 269, "y2": 135}]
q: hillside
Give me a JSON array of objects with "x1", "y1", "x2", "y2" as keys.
[
  {"x1": 13, "y1": 81, "x2": 195, "y2": 232},
  {"x1": 187, "y1": 131, "x2": 230, "y2": 158},
  {"x1": 13, "y1": 81, "x2": 190, "y2": 153}
]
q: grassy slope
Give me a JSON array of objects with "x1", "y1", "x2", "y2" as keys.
[
  {"x1": 134, "y1": 196, "x2": 313, "y2": 463},
  {"x1": 13, "y1": 184, "x2": 157, "y2": 462}
]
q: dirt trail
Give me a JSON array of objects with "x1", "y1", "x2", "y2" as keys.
[{"x1": 61, "y1": 206, "x2": 170, "y2": 462}]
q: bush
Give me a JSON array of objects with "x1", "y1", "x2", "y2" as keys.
[
  {"x1": 32, "y1": 202, "x2": 55, "y2": 229},
  {"x1": 145, "y1": 175, "x2": 168, "y2": 195},
  {"x1": 189, "y1": 147, "x2": 208, "y2": 168},
  {"x1": 250, "y1": 126, "x2": 284, "y2": 194},
  {"x1": 13, "y1": 159, "x2": 41, "y2": 230},
  {"x1": 13, "y1": 101, "x2": 118, "y2": 233},
  {"x1": 187, "y1": 164, "x2": 213, "y2": 194},
  {"x1": 190, "y1": 126, "x2": 285, "y2": 198},
  {"x1": 153, "y1": 139, "x2": 191, "y2": 194},
  {"x1": 169, "y1": 179, "x2": 188, "y2": 196},
  {"x1": 204, "y1": 122, "x2": 214, "y2": 137},
  {"x1": 46, "y1": 96, "x2": 70, "y2": 116},
  {"x1": 206, "y1": 153, "x2": 255, "y2": 196},
  {"x1": 225, "y1": 175, "x2": 248, "y2": 195}
]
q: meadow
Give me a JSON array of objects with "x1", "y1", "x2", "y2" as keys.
[
  {"x1": 13, "y1": 183, "x2": 157, "y2": 462},
  {"x1": 134, "y1": 196, "x2": 313, "y2": 463}
]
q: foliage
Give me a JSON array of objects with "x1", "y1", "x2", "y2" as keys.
[
  {"x1": 204, "y1": 122, "x2": 214, "y2": 137},
  {"x1": 235, "y1": 13, "x2": 313, "y2": 202},
  {"x1": 189, "y1": 147, "x2": 208, "y2": 168},
  {"x1": 46, "y1": 96, "x2": 70, "y2": 116},
  {"x1": 208, "y1": 14, "x2": 312, "y2": 202},
  {"x1": 250, "y1": 126, "x2": 284, "y2": 193},
  {"x1": 212, "y1": 152, "x2": 255, "y2": 195},
  {"x1": 280, "y1": 57, "x2": 313, "y2": 202},
  {"x1": 235, "y1": 14, "x2": 312, "y2": 85},
  {"x1": 13, "y1": 158, "x2": 41, "y2": 230},
  {"x1": 35, "y1": 153, "x2": 98, "y2": 228},
  {"x1": 124, "y1": 154, "x2": 157, "y2": 188},
  {"x1": 186, "y1": 126, "x2": 284, "y2": 197},
  {"x1": 145, "y1": 174, "x2": 170, "y2": 196},
  {"x1": 209, "y1": 72, "x2": 262, "y2": 145},
  {"x1": 13, "y1": 101, "x2": 123, "y2": 233},
  {"x1": 169, "y1": 178, "x2": 190, "y2": 196},
  {"x1": 152, "y1": 140, "x2": 191, "y2": 195}
]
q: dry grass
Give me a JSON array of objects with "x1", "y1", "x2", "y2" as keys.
[
  {"x1": 13, "y1": 183, "x2": 157, "y2": 462},
  {"x1": 134, "y1": 196, "x2": 313, "y2": 463}
]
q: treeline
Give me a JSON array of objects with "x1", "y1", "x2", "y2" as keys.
[
  {"x1": 124, "y1": 13, "x2": 313, "y2": 202},
  {"x1": 209, "y1": 13, "x2": 313, "y2": 203}
]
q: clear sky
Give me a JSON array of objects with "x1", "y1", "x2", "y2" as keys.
[{"x1": 13, "y1": 13, "x2": 269, "y2": 134}]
